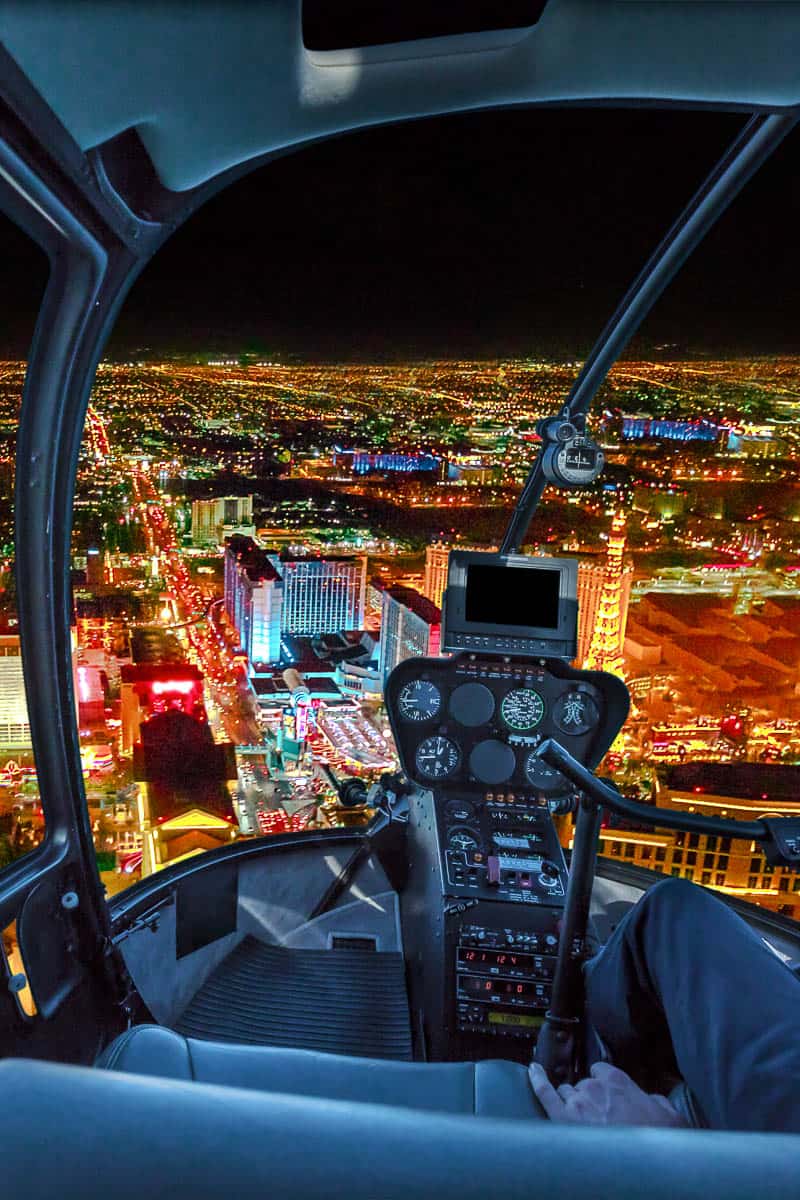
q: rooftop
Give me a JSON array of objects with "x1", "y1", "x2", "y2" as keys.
[
  {"x1": 385, "y1": 585, "x2": 441, "y2": 625},
  {"x1": 665, "y1": 762, "x2": 800, "y2": 803}
]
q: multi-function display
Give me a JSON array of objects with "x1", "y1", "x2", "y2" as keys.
[
  {"x1": 441, "y1": 550, "x2": 579, "y2": 658},
  {"x1": 465, "y1": 564, "x2": 561, "y2": 629}
]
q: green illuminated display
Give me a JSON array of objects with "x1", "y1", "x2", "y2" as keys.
[{"x1": 488, "y1": 1011, "x2": 543, "y2": 1028}]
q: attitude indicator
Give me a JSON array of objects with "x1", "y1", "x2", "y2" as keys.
[{"x1": 449, "y1": 828, "x2": 478, "y2": 853}]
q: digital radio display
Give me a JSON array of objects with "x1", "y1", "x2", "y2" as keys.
[
  {"x1": 459, "y1": 975, "x2": 547, "y2": 1001},
  {"x1": 458, "y1": 947, "x2": 541, "y2": 975},
  {"x1": 488, "y1": 1011, "x2": 544, "y2": 1029}
]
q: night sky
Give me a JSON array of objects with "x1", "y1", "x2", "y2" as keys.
[{"x1": 3, "y1": 106, "x2": 800, "y2": 361}]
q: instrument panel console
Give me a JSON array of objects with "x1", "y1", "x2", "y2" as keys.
[
  {"x1": 389, "y1": 650, "x2": 629, "y2": 1057},
  {"x1": 386, "y1": 652, "x2": 628, "y2": 796}
]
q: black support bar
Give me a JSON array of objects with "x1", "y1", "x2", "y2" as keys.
[
  {"x1": 501, "y1": 111, "x2": 799, "y2": 555},
  {"x1": 537, "y1": 738, "x2": 767, "y2": 841}
]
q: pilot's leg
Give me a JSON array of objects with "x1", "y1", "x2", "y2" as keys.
[{"x1": 582, "y1": 876, "x2": 800, "y2": 1132}]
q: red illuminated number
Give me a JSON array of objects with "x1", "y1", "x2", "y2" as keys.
[
  {"x1": 465, "y1": 951, "x2": 476, "y2": 961},
  {"x1": 485, "y1": 981, "x2": 493, "y2": 991},
  {"x1": 510, "y1": 955, "x2": 517, "y2": 965},
  {"x1": 516, "y1": 984, "x2": 524, "y2": 994},
  {"x1": 497, "y1": 954, "x2": 506, "y2": 964}
]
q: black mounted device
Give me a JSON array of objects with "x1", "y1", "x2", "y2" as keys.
[{"x1": 441, "y1": 550, "x2": 578, "y2": 660}]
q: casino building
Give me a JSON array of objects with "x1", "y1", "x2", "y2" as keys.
[
  {"x1": 224, "y1": 537, "x2": 367, "y2": 668},
  {"x1": 592, "y1": 762, "x2": 800, "y2": 920},
  {"x1": 379, "y1": 587, "x2": 441, "y2": 684}
]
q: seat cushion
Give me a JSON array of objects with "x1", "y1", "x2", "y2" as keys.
[{"x1": 97, "y1": 1024, "x2": 546, "y2": 1120}]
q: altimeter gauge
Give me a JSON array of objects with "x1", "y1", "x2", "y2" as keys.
[
  {"x1": 415, "y1": 735, "x2": 460, "y2": 780},
  {"x1": 501, "y1": 687, "x2": 546, "y2": 731},
  {"x1": 398, "y1": 679, "x2": 442, "y2": 722}
]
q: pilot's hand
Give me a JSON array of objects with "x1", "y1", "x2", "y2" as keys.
[{"x1": 529, "y1": 1061, "x2": 689, "y2": 1127}]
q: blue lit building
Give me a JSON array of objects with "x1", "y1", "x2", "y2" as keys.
[
  {"x1": 278, "y1": 556, "x2": 366, "y2": 635},
  {"x1": 621, "y1": 416, "x2": 721, "y2": 442},
  {"x1": 224, "y1": 535, "x2": 283, "y2": 665},
  {"x1": 333, "y1": 449, "x2": 440, "y2": 474}
]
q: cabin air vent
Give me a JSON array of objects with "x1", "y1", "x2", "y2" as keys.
[{"x1": 303, "y1": 0, "x2": 549, "y2": 51}]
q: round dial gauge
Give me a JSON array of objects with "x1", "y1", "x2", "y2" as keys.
[
  {"x1": 501, "y1": 688, "x2": 546, "y2": 731},
  {"x1": 414, "y1": 735, "x2": 460, "y2": 780},
  {"x1": 523, "y1": 752, "x2": 569, "y2": 796},
  {"x1": 398, "y1": 679, "x2": 442, "y2": 723},
  {"x1": 555, "y1": 438, "x2": 604, "y2": 485},
  {"x1": 449, "y1": 828, "x2": 478, "y2": 853},
  {"x1": 552, "y1": 689, "x2": 600, "y2": 737}
]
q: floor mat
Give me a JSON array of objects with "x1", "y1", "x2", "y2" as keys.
[{"x1": 173, "y1": 936, "x2": 413, "y2": 1060}]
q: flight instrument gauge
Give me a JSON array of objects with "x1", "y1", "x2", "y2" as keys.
[
  {"x1": 501, "y1": 688, "x2": 545, "y2": 731},
  {"x1": 398, "y1": 679, "x2": 442, "y2": 722},
  {"x1": 523, "y1": 752, "x2": 569, "y2": 796},
  {"x1": 449, "y1": 828, "x2": 478, "y2": 853},
  {"x1": 542, "y1": 433, "x2": 604, "y2": 488},
  {"x1": 552, "y1": 689, "x2": 600, "y2": 737},
  {"x1": 415, "y1": 736, "x2": 460, "y2": 780}
]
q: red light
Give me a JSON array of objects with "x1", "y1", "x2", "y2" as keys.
[
  {"x1": 151, "y1": 679, "x2": 196, "y2": 695},
  {"x1": 693, "y1": 786, "x2": 703, "y2": 793}
]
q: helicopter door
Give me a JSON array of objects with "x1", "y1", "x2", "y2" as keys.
[{"x1": 0, "y1": 55, "x2": 154, "y2": 1062}]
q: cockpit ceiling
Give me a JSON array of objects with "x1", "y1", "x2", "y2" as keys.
[{"x1": 2, "y1": 1, "x2": 799, "y2": 192}]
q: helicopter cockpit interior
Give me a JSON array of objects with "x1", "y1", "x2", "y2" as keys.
[{"x1": 2, "y1": 4, "x2": 800, "y2": 1197}]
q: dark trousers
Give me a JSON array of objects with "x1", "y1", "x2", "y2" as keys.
[{"x1": 582, "y1": 877, "x2": 800, "y2": 1132}]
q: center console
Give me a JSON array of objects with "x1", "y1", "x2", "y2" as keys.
[
  {"x1": 384, "y1": 550, "x2": 629, "y2": 1062},
  {"x1": 387, "y1": 649, "x2": 628, "y2": 1062}
]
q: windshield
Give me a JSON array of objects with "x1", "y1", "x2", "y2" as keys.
[{"x1": 47, "y1": 106, "x2": 800, "y2": 921}]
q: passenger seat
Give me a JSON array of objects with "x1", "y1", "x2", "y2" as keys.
[{"x1": 97, "y1": 1024, "x2": 547, "y2": 1119}]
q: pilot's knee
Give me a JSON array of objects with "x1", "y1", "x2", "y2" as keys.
[{"x1": 642, "y1": 875, "x2": 716, "y2": 915}]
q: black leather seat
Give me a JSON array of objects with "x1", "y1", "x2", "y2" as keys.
[{"x1": 96, "y1": 1023, "x2": 546, "y2": 1119}]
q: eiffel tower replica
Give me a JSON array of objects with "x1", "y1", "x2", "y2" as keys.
[{"x1": 586, "y1": 510, "x2": 627, "y2": 677}]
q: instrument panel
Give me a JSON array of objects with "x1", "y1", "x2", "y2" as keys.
[
  {"x1": 437, "y1": 790, "x2": 567, "y2": 904},
  {"x1": 386, "y1": 652, "x2": 629, "y2": 796}
]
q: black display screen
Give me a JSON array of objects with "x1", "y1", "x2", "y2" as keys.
[{"x1": 465, "y1": 564, "x2": 561, "y2": 629}]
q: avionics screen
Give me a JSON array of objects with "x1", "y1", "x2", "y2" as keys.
[
  {"x1": 459, "y1": 976, "x2": 546, "y2": 1001},
  {"x1": 465, "y1": 564, "x2": 561, "y2": 629},
  {"x1": 458, "y1": 947, "x2": 538, "y2": 973},
  {"x1": 488, "y1": 1011, "x2": 544, "y2": 1029}
]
